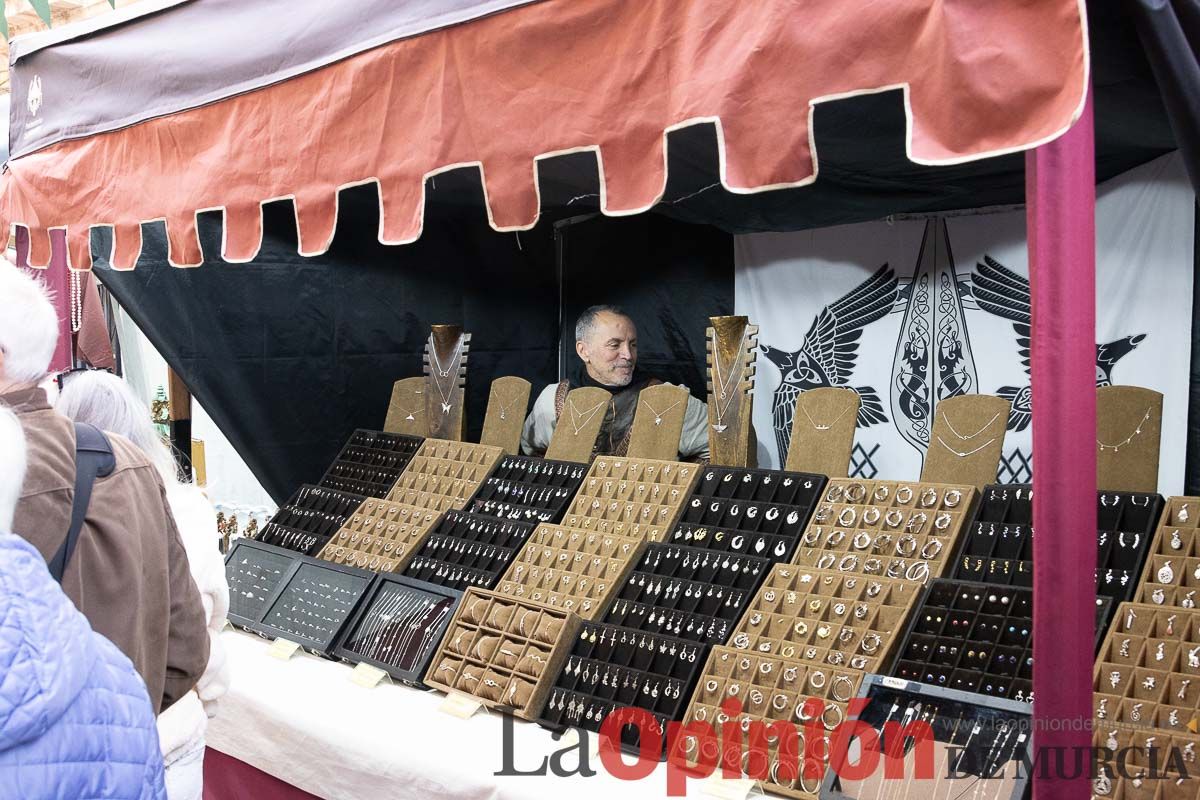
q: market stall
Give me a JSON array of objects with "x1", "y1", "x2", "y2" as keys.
[{"x1": 4, "y1": 1, "x2": 1198, "y2": 799}]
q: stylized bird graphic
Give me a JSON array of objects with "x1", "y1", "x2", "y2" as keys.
[
  {"x1": 971, "y1": 255, "x2": 1146, "y2": 431},
  {"x1": 760, "y1": 264, "x2": 898, "y2": 462}
]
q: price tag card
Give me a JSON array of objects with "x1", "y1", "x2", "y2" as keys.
[
  {"x1": 349, "y1": 663, "x2": 390, "y2": 689},
  {"x1": 700, "y1": 775, "x2": 757, "y2": 800},
  {"x1": 267, "y1": 638, "x2": 301, "y2": 661},
  {"x1": 439, "y1": 692, "x2": 484, "y2": 719}
]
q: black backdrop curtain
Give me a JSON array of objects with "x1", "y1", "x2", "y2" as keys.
[{"x1": 99, "y1": 180, "x2": 561, "y2": 502}]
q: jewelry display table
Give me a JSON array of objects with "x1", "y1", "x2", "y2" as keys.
[{"x1": 206, "y1": 629, "x2": 681, "y2": 800}]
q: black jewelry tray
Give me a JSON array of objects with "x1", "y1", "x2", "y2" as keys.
[
  {"x1": 955, "y1": 484, "x2": 1162, "y2": 605},
  {"x1": 537, "y1": 621, "x2": 709, "y2": 760},
  {"x1": 317, "y1": 429, "x2": 424, "y2": 498},
  {"x1": 601, "y1": 543, "x2": 771, "y2": 645},
  {"x1": 889, "y1": 577, "x2": 1112, "y2": 706},
  {"x1": 401, "y1": 510, "x2": 536, "y2": 591},
  {"x1": 238, "y1": 553, "x2": 375, "y2": 657},
  {"x1": 331, "y1": 575, "x2": 463, "y2": 689},
  {"x1": 469, "y1": 455, "x2": 587, "y2": 525},
  {"x1": 674, "y1": 466, "x2": 827, "y2": 563},
  {"x1": 257, "y1": 484, "x2": 366, "y2": 555},
  {"x1": 224, "y1": 538, "x2": 302, "y2": 629},
  {"x1": 820, "y1": 673, "x2": 1033, "y2": 800}
]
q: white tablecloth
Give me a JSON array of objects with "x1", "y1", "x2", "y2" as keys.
[{"x1": 207, "y1": 630, "x2": 703, "y2": 800}]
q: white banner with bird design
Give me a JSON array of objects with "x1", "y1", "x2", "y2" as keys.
[{"x1": 735, "y1": 152, "x2": 1194, "y2": 495}]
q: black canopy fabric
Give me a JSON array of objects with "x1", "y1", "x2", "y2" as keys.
[{"x1": 98, "y1": 0, "x2": 1197, "y2": 501}]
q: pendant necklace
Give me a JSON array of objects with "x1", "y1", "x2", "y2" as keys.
[
  {"x1": 936, "y1": 435, "x2": 997, "y2": 458},
  {"x1": 639, "y1": 395, "x2": 684, "y2": 427},
  {"x1": 937, "y1": 410, "x2": 1001, "y2": 457},
  {"x1": 568, "y1": 398, "x2": 607, "y2": 436},
  {"x1": 800, "y1": 401, "x2": 852, "y2": 431},
  {"x1": 427, "y1": 334, "x2": 464, "y2": 414},
  {"x1": 1097, "y1": 408, "x2": 1152, "y2": 453},
  {"x1": 709, "y1": 327, "x2": 749, "y2": 433},
  {"x1": 494, "y1": 390, "x2": 522, "y2": 421}
]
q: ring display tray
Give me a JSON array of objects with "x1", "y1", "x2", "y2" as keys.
[
  {"x1": 601, "y1": 542, "x2": 771, "y2": 645},
  {"x1": 821, "y1": 675, "x2": 1033, "y2": 800},
  {"x1": 672, "y1": 466, "x2": 827, "y2": 563},
  {"x1": 792, "y1": 479, "x2": 977, "y2": 584},
  {"x1": 889, "y1": 578, "x2": 1113, "y2": 707},
  {"x1": 559, "y1": 456, "x2": 701, "y2": 543},
  {"x1": 673, "y1": 566, "x2": 922, "y2": 798},
  {"x1": 468, "y1": 455, "x2": 586, "y2": 525},
  {"x1": 317, "y1": 429, "x2": 423, "y2": 498},
  {"x1": 958, "y1": 484, "x2": 1160, "y2": 608},
  {"x1": 1094, "y1": 602, "x2": 1200, "y2": 745},
  {"x1": 257, "y1": 484, "x2": 366, "y2": 556},
  {"x1": 402, "y1": 510, "x2": 536, "y2": 592},
  {"x1": 332, "y1": 575, "x2": 463, "y2": 688},
  {"x1": 225, "y1": 539, "x2": 301, "y2": 629},
  {"x1": 424, "y1": 588, "x2": 582, "y2": 720},
  {"x1": 316, "y1": 499, "x2": 442, "y2": 572},
  {"x1": 537, "y1": 621, "x2": 708, "y2": 758},
  {"x1": 385, "y1": 438, "x2": 504, "y2": 512},
  {"x1": 234, "y1": 551, "x2": 375, "y2": 656},
  {"x1": 495, "y1": 523, "x2": 646, "y2": 620}
]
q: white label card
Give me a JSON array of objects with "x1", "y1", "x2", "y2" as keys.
[
  {"x1": 267, "y1": 638, "x2": 301, "y2": 661},
  {"x1": 700, "y1": 775, "x2": 757, "y2": 800},
  {"x1": 349, "y1": 663, "x2": 390, "y2": 688},
  {"x1": 439, "y1": 692, "x2": 484, "y2": 719}
]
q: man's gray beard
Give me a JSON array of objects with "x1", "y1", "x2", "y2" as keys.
[{"x1": 609, "y1": 367, "x2": 634, "y2": 387}]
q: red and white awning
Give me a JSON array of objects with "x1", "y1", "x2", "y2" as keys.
[{"x1": 1, "y1": 0, "x2": 1089, "y2": 269}]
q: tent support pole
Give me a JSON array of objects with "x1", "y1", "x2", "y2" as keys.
[{"x1": 1026, "y1": 89, "x2": 1096, "y2": 799}]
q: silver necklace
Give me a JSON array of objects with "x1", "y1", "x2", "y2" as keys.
[
  {"x1": 800, "y1": 401, "x2": 852, "y2": 431},
  {"x1": 709, "y1": 327, "x2": 749, "y2": 433},
  {"x1": 943, "y1": 410, "x2": 1002, "y2": 440},
  {"x1": 1097, "y1": 407, "x2": 1152, "y2": 453},
  {"x1": 427, "y1": 334, "x2": 464, "y2": 414},
  {"x1": 936, "y1": 435, "x2": 996, "y2": 458},
  {"x1": 568, "y1": 398, "x2": 607, "y2": 436},
  {"x1": 639, "y1": 396, "x2": 684, "y2": 427},
  {"x1": 494, "y1": 390, "x2": 522, "y2": 421}
]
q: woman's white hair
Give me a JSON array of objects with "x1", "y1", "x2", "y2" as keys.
[
  {"x1": 57, "y1": 370, "x2": 185, "y2": 486},
  {"x1": 0, "y1": 406, "x2": 27, "y2": 532},
  {"x1": 0, "y1": 261, "x2": 60, "y2": 384}
]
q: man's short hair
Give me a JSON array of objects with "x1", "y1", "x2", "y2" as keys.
[
  {"x1": 0, "y1": 262, "x2": 59, "y2": 384},
  {"x1": 575, "y1": 304, "x2": 630, "y2": 342},
  {"x1": 0, "y1": 406, "x2": 27, "y2": 532}
]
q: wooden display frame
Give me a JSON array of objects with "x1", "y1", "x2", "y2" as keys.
[
  {"x1": 783, "y1": 387, "x2": 859, "y2": 477},
  {"x1": 706, "y1": 316, "x2": 758, "y2": 467},
  {"x1": 921, "y1": 393, "x2": 1010, "y2": 489},
  {"x1": 424, "y1": 324, "x2": 470, "y2": 441},
  {"x1": 479, "y1": 376, "x2": 532, "y2": 454},
  {"x1": 626, "y1": 383, "x2": 690, "y2": 461},
  {"x1": 383, "y1": 376, "x2": 430, "y2": 437},
  {"x1": 545, "y1": 386, "x2": 611, "y2": 463},
  {"x1": 1097, "y1": 385, "x2": 1164, "y2": 494}
]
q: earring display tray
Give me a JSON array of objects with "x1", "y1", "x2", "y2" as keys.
[
  {"x1": 257, "y1": 485, "x2": 367, "y2": 555},
  {"x1": 332, "y1": 575, "x2": 462, "y2": 688},
  {"x1": 561, "y1": 456, "x2": 701, "y2": 543},
  {"x1": 316, "y1": 499, "x2": 441, "y2": 572},
  {"x1": 384, "y1": 438, "x2": 504, "y2": 512},
  {"x1": 469, "y1": 455, "x2": 587, "y2": 525},
  {"x1": 1089, "y1": 725, "x2": 1200, "y2": 799},
  {"x1": 958, "y1": 485, "x2": 1161, "y2": 606},
  {"x1": 424, "y1": 588, "x2": 582, "y2": 720},
  {"x1": 238, "y1": 554, "x2": 375, "y2": 656},
  {"x1": 318, "y1": 429, "x2": 423, "y2": 498},
  {"x1": 1135, "y1": 496, "x2": 1200, "y2": 611},
  {"x1": 402, "y1": 510, "x2": 537, "y2": 592},
  {"x1": 495, "y1": 524, "x2": 646, "y2": 620},
  {"x1": 821, "y1": 674, "x2": 1033, "y2": 800},
  {"x1": 892, "y1": 579, "x2": 1113, "y2": 703},
  {"x1": 791, "y1": 479, "x2": 976, "y2": 584},
  {"x1": 225, "y1": 539, "x2": 301, "y2": 628},
  {"x1": 538, "y1": 621, "x2": 708, "y2": 758},
  {"x1": 601, "y1": 543, "x2": 771, "y2": 645},
  {"x1": 675, "y1": 467, "x2": 826, "y2": 563},
  {"x1": 1094, "y1": 602, "x2": 1200, "y2": 740}
]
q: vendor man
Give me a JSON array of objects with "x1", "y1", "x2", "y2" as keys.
[{"x1": 521, "y1": 305, "x2": 709, "y2": 459}]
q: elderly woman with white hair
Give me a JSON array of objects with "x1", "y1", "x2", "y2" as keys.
[{"x1": 58, "y1": 370, "x2": 230, "y2": 800}]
